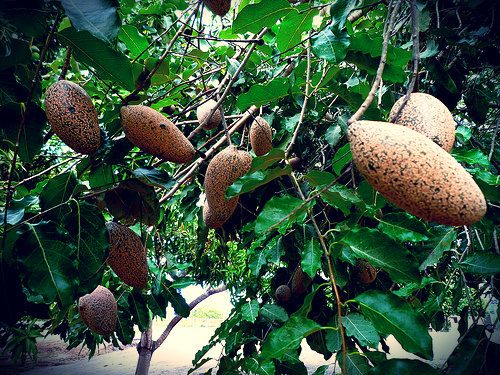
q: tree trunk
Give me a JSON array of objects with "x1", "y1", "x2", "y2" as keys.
[{"x1": 134, "y1": 323, "x2": 153, "y2": 375}]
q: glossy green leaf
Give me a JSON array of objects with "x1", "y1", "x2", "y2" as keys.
[
  {"x1": 58, "y1": 27, "x2": 140, "y2": 91},
  {"x1": 343, "y1": 313, "x2": 380, "y2": 348},
  {"x1": 330, "y1": 0, "x2": 357, "y2": 30},
  {"x1": 444, "y1": 325, "x2": 487, "y2": 375},
  {"x1": 320, "y1": 184, "x2": 361, "y2": 215},
  {"x1": 312, "y1": 28, "x2": 350, "y2": 63},
  {"x1": 248, "y1": 236, "x2": 285, "y2": 276},
  {"x1": 116, "y1": 309, "x2": 135, "y2": 345},
  {"x1": 255, "y1": 195, "x2": 309, "y2": 235},
  {"x1": 241, "y1": 300, "x2": 260, "y2": 323},
  {"x1": 164, "y1": 284, "x2": 190, "y2": 318},
  {"x1": 459, "y1": 253, "x2": 500, "y2": 275},
  {"x1": 368, "y1": 358, "x2": 439, "y2": 374},
  {"x1": 63, "y1": 201, "x2": 109, "y2": 293},
  {"x1": 132, "y1": 167, "x2": 176, "y2": 190},
  {"x1": 128, "y1": 291, "x2": 149, "y2": 332},
  {"x1": 226, "y1": 165, "x2": 291, "y2": 198},
  {"x1": 236, "y1": 78, "x2": 289, "y2": 110},
  {"x1": 452, "y1": 148, "x2": 490, "y2": 168},
  {"x1": 1, "y1": 195, "x2": 38, "y2": 226},
  {"x1": 277, "y1": 9, "x2": 318, "y2": 53},
  {"x1": 39, "y1": 172, "x2": 78, "y2": 220},
  {"x1": 419, "y1": 227, "x2": 456, "y2": 271},
  {"x1": 261, "y1": 315, "x2": 320, "y2": 361},
  {"x1": 243, "y1": 357, "x2": 275, "y2": 375},
  {"x1": 348, "y1": 32, "x2": 412, "y2": 67},
  {"x1": 60, "y1": 0, "x2": 120, "y2": 43},
  {"x1": 119, "y1": 24, "x2": 149, "y2": 59},
  {"x1": 332, "y1": 143, "x2": 352, "y2": 175},
  {"x1": 325, "y1": 123, "x2": 343, "y2": 147},
  {"x1": 248, "y1": 148, "x2": 285, "y2": 172},
  {"x1": 341, "y1": 227, "x2": 420, "y2": 283},
  {"x1": 301, "y1": 235, "x2": 322, "y2": 278},
  {"x1": 89, "y1": 164, "x2": 114, "y2": 189},
  {"x1": 341, "y1": 352, "x2": 371, "y2": 375},
  {"x1": 260, "y1": 304, "x2": 288, "y2": 323},
  {"x1": 312, "y1": 365, "x2": 329, "y2": 375},
  {"x1": 354, "y1": 290, "x2": 433, "y2": 360},
  {"x1": 377, "y1": 213, "x2": 429, "y2": 242},
  {"x1": 15, "y1": 221, "x2": 78, "y2": 307},
  {"x1": 232, "y1": 0, "x2": 292, "y2": 34}
]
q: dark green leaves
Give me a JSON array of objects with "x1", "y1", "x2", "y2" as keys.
[
  {"x1": 354, "y1": 291, "x2": 433, "y2": 360},
  {"x1": 368, "y1": 359, "x2": 439, "y2": 374},
  {"x1": 60, "y1": 0, "x2": 120, "y2": 44},
  {"x1": 15, "y1": 221, "x2": 78, "y2": 306},
  {"x1": 459, "y1": 253, "x2": 500, "y2": 275},
  {"x1": 377, "y1": 213, "x2": 429, "y2": 242},
  {"x1": 419, "y1": 228, "x2": 456, "y2": 271},
  {"x1": 119, "y1": 25, "x2": 149, "y2": 59},
  {"x1": 236, "y1": 78, "x2": 289, "y2": 110},
  {"x1": 312, "y1": 28, "x2": 350, "y2": 63},
  {"x1": 39, "y1": 172, "x2": 78, "y2": 220},
  {"x1": 255, "y1": 195, "x2": 309, "y2": 235},
  {"x1": 301, "y1": 236, "x2": 322, "y2": 278},
  {"x1": 260, "y1": 304, "x2": 288, "y2": 323},
  {"x1": 261, "y1": 316, "x2": 320, "y2": 361},
  {"x1": 226, "y1": 165, "x2": 291, "y2": 198},
  {"x1": 233, "y1": 0, "x2": 292, "y2": 34},
  {"x1": 341, "y1": 227, "x2": 420, "y2": 283},
  {"x1": 58, "y1": 27, "x2": 141, "y2": 91},
  {"x1": 343, "y1": 313, "x2": 379, "y2": 348},
  {"x1": 241, "y1": 300, "x2": 260, "y2": 323},
  {"x1": 277, "y1": 9, "x2": 318, "y2": 53}
]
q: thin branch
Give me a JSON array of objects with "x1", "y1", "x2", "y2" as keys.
[
  {"x1": 285, "y1": 32, "x2": 312, "y2": 158},
  {"x1": 489, "y1": 119, "x2": 499, "y2": 161},
  {"x1": 59, "y1": 47, "x2": 72, "y2": 81},
  {"x1": 218, "y1": 94, "x2": 232, "y2": 146},
  {"x1": 348, "y1": 0, "x2": 402, "y2": 124},
  {"x1": 152, "y1": 286, "x2": 227, "y2": 351}
]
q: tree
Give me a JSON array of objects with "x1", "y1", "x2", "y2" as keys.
[{"x1": 1, "y1": 0, "x2": 499, "y2": 374}]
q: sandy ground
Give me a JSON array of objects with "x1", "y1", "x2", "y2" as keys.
[{"x1": 0, "y1": 288, "x2": 467, "y2": 374}]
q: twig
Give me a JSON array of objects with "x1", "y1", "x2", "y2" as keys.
[
  {"x1": 152, "y1": 286, "x2": 227, "y2": 350},
  {"x1": 348, "y1": 0, "x2": 402, "y2": 124},
  {"x1": 218, "y1": 94, "x2": 232, "y2": 146},
  {"x1": 285, "y1": 32, "x2": 312, "y2": 158},
  {"x1": 13, "y1": 157, "x2": 78, "y2": 188},
  {"x1": 124, "y1": 5, "x2": 199, "y2": 102},
  {"x1": 489, "y1": 119, "x2": 499, "y2": 161},
  {"x1": 2, "y1": 13, "x2": 61, "y2": 248},
  {"x1": 159, "y1": 106, "x2": 259, "y2": 203},
  {"x1": 59, "y1": 47, "x2": 72, "y2": 81}
]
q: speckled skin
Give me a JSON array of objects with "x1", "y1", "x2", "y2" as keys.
[
  {"x1": 355, "y1": 260, "x2": 377, "y2": 284},
  {"x1": 389, "y1": 93, "x2": 456, "y2": 152},
  {"x1": 203, "y1": 146, "x2": 252, "y2": 228},
  {"x1": 78, "y1": 285, "x2": 117, "y2": 336},
  {"x1": 202, "y1": 202, "x2": 226, "y2": 228},
  {"x1": 120, "y1": 105, "x2": 195, "y2": 163},
  {"x1": 291, "y1": 266, "x2": 311, "y2": 295},
  {"x1": 348, "y1": 121, "x2": 486, "y2": 226},
  {"x1": 44, "y1": 80, "x2": 100, "y2": 154},
  {"x1": 106, "y1": 222, "x2": 148, "y2": 289},
  {"x1": 275, "y1": 285, "x2": 291, "y2": 303},
  {"x1": 196, "y1": 99, "x2": 222, "y2": 130},
  {"x1": 203, "y1": 0, "x2": 231, "y2": 16},
  {"x1": 250, "y1": 116, "x2": 273, "y2": 156}
]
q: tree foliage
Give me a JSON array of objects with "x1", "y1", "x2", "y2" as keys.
[{"x1": 1, "y1": 0, "x2": 500, "y2": 373}]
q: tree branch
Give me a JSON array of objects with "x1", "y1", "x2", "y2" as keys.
[{"x1": 152, "y1": 286, "x2": 227, "y2": 351}]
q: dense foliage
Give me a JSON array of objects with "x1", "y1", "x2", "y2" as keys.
[{"x1": 1, "y1": 0, "x2": 499, "y2": 373}]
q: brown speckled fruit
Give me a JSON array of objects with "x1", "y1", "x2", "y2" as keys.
[
  {"x1": 204, "y1": 146, "x2": 252, "y2": 228},
  {"x1": 389, "y1": 93, "x2": 456, "y2": 152},
  {"x1": 250, "y1": 116, "x2": 273, "y2": 156},
  {"x1": 291, "y1": 266, "x2": 311, "y2": 295},
  {"x1": 106, "y1": 222, "x2": 148, "y2": 289},
  {"x1": 202, "y1": 202, "x2": 226, "y2": 229},
  {"x1": 197, "y1": 99, "x2": 222, "y2": 130},
  {"x1": 275, "y1": 285, "x2": 291, "y2": 303},
  {"x1": 355, "y1": 260, "x2": 377, "y2": 284},
  {"x1": 44, "y1": 80, "x2": 100, "y2": 154},
  {"x1": 203, "y1": 0, "x2": 231, "y2": 16},
  {"x1": 120, "y1": 105, "x2": 195, "y2": 163},
  {"x1": 78, "y1": 285, "x2": 117, "y2": 336},
  {"x1": 348, "y1": 121, "x2": 486, "y2": 226}
]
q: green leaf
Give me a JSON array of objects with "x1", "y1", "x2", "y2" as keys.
[
  {"x1": 368, "y1": 358, "x2": 439, "y2": 374},
  {"x1": 341, "y1": 227, "x2": 420, "y2": 283},
  {"x1": 277, "y1": 9, "x2": 318, "y2": 53},
  {"x1": 248, "y1": 148, "x2": 285, "y2": 172},
  {"x1": 255, "y1": 195, "x2": 309, "y2": 235},
  {"x1": 226, "y1": 165, "x2": 291, "y2": 198},
  {"x1": 419, "y1": 227, "x2": 456, "y2": 271},
  {"x1": 459, "y1": 253, "x2": 500, "y2": 275},
  {"x1": 39, "y1": 172, "x2": 78, "y2": 220},
  {"x1": 301, "y1": 235, "x2": 322, "y2": 278},
  {"x1": 164, "y1": 285, "x2": 190, "y2": 318},
  {"x1": 1, "y1": 195, "x2": 38, "y2": 226},
  {"x1": 444, "y1": 325, "x2": 487, "y2": 375},
  {"x1": 236, "y1": 78, "x2": 289, "y2": 110},
  {"x1": 132, "y1": 167, "x2": 176, "y2": 190},
  {"x1": 232, "y1": 0, "x2": 292, "y2": 34},
  {"x1": 348, "y1": 32, "x2": 412, "y2": 67},
  {"x1": 312, "y1": 28, "x2": 350, "y2": 63},
  {"x1": 241, "y1": 300, "x2": 260, "y2": 323},
  {"x1": 304, "y1": 170, "x2": 337, "y2": 187},
  {"x1": 63, "y1": 201, "x2": 109, "y2": 293},
  {"x1": 332, "y1": 143, "x2": 352, "y2": 175},
  {"x1": 261, "y1": 315, "x2": 320, "y2": 361},
  {"x1": 248, "y1": 236, "x2": 285, "y2": 276},
  {"x1": 89, "y1": 164, "x2": 114, "y2": 189},
  {"x1": 343, "y1": 313, "x2": 380, "y2": 348},
  {"x1": 341, "y1": 352, "x2": 371, "y2": 375},
  {"x1": 312, "y1": 365, "x2": 329, "y2": 375},
  {"x1": 325, "y1": 123, "x2": 343, "y2": 147},
  {"x1": 354, "y1": 290, "x2": 433, "y2": 360},
  {"x1": 377, "y1": 213, "x2": 429, "y2": 242},
  {"x1": 472, "y1": 169, "x2": 500, "y2": 186},
  {"x1": 452, "y1": 148, "x2": 490, "y2": 168},
  {"x1": 325, "y1": 327, "x2": 342, "y2": 352},
  {"x1": 15, "y1": 221, "x2": 78, "y2": 307},
  {"x1": 243, "y1": 357, "x2": 275, "y2": 375},
  {"x1": 330, "y1": 0, "x2": 357, "y2": 30},
  {"x1": 320, "y1": 184, "x2": 361, "y2": 215},
  {"x1": 260, "y1": 304, "x2": 288, "y2": 323},
  {"x1": 116, "y1": 309, "x2": 135, "y2": 345},
  {"x1": 119, "y1": 24, "x2": 149, "y2": 59},
  {"x1": 60, "y1": 0, "x2": 120, "y2": 43},
  {"x1": 58, "y1": 27, "x2": 140, "y2": 91},
  {"x1": 128, "y1": 291, "x2": 149, "y2": 332}
]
